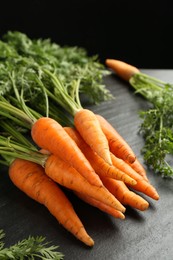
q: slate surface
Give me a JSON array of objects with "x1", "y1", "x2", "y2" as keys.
[{"x1": 1, "y1": 70, "x2": 173, "y2": 260}]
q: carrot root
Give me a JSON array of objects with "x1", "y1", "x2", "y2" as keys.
[
  {"x1": 74, "y1": 109, "x2": 112, "y2": 165},
  {"x1": 110, "y1": 153, "x2": 159, "y2": 200},
  {"x1": 45, "y1": 154, "x2": 126, "y2": 213},
  {"x1": 64, "y1": 126, "x2": 137, "y2": 186},
  {"x1": 106, "y1": 59, "x2": 140, "y2": 81},
  {"x1": 31, "y1": 117, "x2": 102, "y2": 187},
  {"x1": 96, "y1": 114, "x2": 136, "y2": 164},
  {"x1": 75, "y1": 192, "x2": 125, "y2": 219},
  {"x1": 9, "y1": 158, "x2": 94, "y2": 246},
  {"x1": 101, "y1": 178, "x2": 149, "y2": 211},
  {"x1": 129, "y1": 158, "x2": 149, "y2": 182}
]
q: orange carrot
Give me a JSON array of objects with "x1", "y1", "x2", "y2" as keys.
[
  {"x1": 110, "y1": 153, "x2": 159, "y2": 200},
  {"x1": 64, "y1": 126, "x2": 136, "y2": 186},
  {"x1": 74, "y1": 109, "x2": 112, "y2": 165},
  {"x1": 44, "y1": 154, "x2": 126, "y2": 213},
  {"x1": 9, "y1": 158, "x2": 94, "y2": 246},
  {"x1": 129, "y1": 158, "x2": 149, "y2": 182},
  {"x1": 75, "y1": 191, "x2": 125, "y2": 219},
  {"x1": 31, "y1": 117, "x2": 102, "y2": 187},
  {"x1": 101, "y1": 177, "x2": 149, "y2": 211},
  {"x1": 106, "y1": 59, "x2": 140, "y2": 81},
  {"x1": 96, "y1": 114, "x2": 136, "y2": 164}
]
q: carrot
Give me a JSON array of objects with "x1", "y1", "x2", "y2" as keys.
[
  {"x1": 74, "y1": 109, "x2": 112, "y2": 165},
  {"x1": 75, "y1": 191, "x2": 125, "y2": 219},
  {"x1": 9, "y1": 158, "x2": 94, "y2": 246},
  {"x1": 101, "y1": 177, "x2": 149, "y2": 211},
  {"x1": 31, "y1": 117, "x2": 102, "y2": 187},
  {"x1": 129, "y1": 158, "x2": 149, "y2": 182},
  {"x1": 96, "y1": 114, "x2": 136, "y2": 164},
  {"x1": 105, "y1": 59, "x2": 140, "y2": 81},
  {"x1": 44, "y1": 154, "x2": 126, "y2": 213},
  {"x1": 110, "y1": 153, "x2": 159, "y2": 200},
  {"x1": 64, "y1": 126, "x2": 137, "y2": 186}
]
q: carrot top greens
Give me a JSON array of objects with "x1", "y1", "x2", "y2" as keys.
[
  {"x1": 0, "y1": 229, "x2": 64, "y2": 260},
  {"x1": 130, "y1": 73, "x2": 173, "y2": 177},
  {"x1": 1, "y1": 31, "x2": 113, "y2": 103},
  {"x1": 0, "y1": 31, "x2": 113, "y2": 126}
]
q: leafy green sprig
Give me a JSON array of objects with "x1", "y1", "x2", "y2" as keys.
[
  {"x1": 130, "y1": 73, "x2": 173, "y2": 177},
  {"x1": 0, "y1": 229, "x2": 64, "y2": 260}
]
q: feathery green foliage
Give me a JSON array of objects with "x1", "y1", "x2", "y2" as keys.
[
  {"x1": 0, "y1": 230, "x2": 64, "y2": 260},
  {"x1": 130, "y1": 73, "x2": 173, "y2": 177}
]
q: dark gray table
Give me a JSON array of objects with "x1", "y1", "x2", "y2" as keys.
[{"x1": 1, "y1": 70, "x2": 173, "y2": 260}]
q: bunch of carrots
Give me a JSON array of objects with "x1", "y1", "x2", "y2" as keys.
[
  {"x1": 0, "y1": 32, "x2": 160, "y2": 247},
  {"x1": 0, "y1": 96, "x2": 159, "y2": 247}
]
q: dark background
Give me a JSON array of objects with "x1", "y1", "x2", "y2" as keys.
[{"x1": 1, "y1": 0, "x2": 173, "y2": 68}]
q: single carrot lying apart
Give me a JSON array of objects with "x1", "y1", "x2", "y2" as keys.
[
  {"x1": 101, "y1": 177, "x2": 149, "y2": 211},
  {"x1": 31, "y1": 117, "x2": 102, "y2": 187},
  {"x1": 9, "y1": 158, "x2": 94, "y2": 247},
  {"x1": 96, "y1": 114, "x2": 136, "y2": 164},
  {"x1": 75, "y1": 191, "x2": 125, "y2": 219},
  {"x1": 110, "y1": 153, "x2": 159, "y2": 200},
  {"x1": 64, "y1": 126, "x2": 136, "y2": 186},
  {"x1": 74, "y1": 109, "x2": 112, "y2": 165},
  {"x1": 44, "y1": 154, "x2": 125, "y2": 213},
  {"x1": 105, "y1": 59, "x2": 140, "y2": 81}
]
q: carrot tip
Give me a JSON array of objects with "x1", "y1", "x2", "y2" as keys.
[
  {"x1": 153, "y1": 193, "x2": 160, "y2": 201},
  {"x1": 86, "y1": 237, "x2": 95, "y2": 247},
  {"x1": 131, "y1": 179, "x2": 137, "y2": 186},
  {"x1": 119, "y1": 212, "x2": 126, "y2": 219},
  {"x1": 121, "y1": 206, "x2": 126, "y2": 213},
  {"x1": 140, "y1": 202, "x2": 150, "y2": 211}
]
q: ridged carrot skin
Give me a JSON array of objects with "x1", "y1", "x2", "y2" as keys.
[
  {"x1": 105, "y1": 59, "x2": 149, "y2": 182},
  {"x1": 129, "y1": 158, "x2": 149, "y2": 182},
  {"x1": 106, "y1": 59, "x2": 140, "y2": 81},
  {"x1": 110, "y1": 153, "x2": 159, "y2": 200},
  {"x1": 74, "y1": 109, "x2": 112, "y2": 165},
  {"x1": 45, "y1": 154, "x2": 126, "y2": 213},
  {"x1": 64, "y1": 126, "x2": 137, "y2": 186},
  {"x1": 101, "y1": 177, "x2": 149, "y2": 211},
  {"x1": 31, "y1": 117, "x2": 102, "y2": 187},
  {"x1": 96, "y1": 114, "x2": 136, "y2": 164},
  {"x1": 9, "y1": 159, "x2": 94, "y2": 246},
  {"x1": 75, "y1": 191, "x2": 125, "y2": 219}
]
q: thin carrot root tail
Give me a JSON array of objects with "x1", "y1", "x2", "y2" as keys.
[
  {"x1": 74, "y1": 109, "x2": 112, "y2": 165},
  {"x1": 129, "y1": 158, "x2": 149, "y2": 182},
  {"x1": 123, "y1": 191, "x2": 149, "y2": 211},
  {"x1": 129, "y1": 180, "x2": 160, "y2": 201},
  {"x1": 96, "y1": 114, "x2": 136, "y2": 164},
  {"x1": 73, "y1": 226, "x2": 94, "y2": 247},
  {"x1": 116, "y1": 170, "x2": 137, "y2": 186},
  {"x1": 101, "y1": 177, "x2": 150, "y2": 211},
  {"x1": 105, "y1": 59, "x2": 140, "y2": 82},
  {"x1": 75, "y1": 191, "x2": 125, "y2": 219}
]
